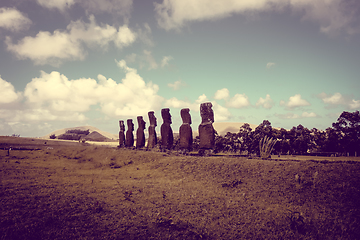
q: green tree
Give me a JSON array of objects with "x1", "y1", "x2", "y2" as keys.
[
  {"x1": 332, "y1": 110, "x2": 360, "y2": 155},
  {"x1": 322, "y1": 127, "x2": 342, "y2": 153},
  {"x1": 294, "y1": 124, "x2": 311, "y2": 155},
  {"x1": 272, "y1": 128, "x2": 289, "y2": 155},
  {"x1": 251, "y1": 120, "x2": 273, "y2": 156},
  {"x1": 237, "y1": 123, "x2": 253, "y2": 155},
  {"x1": 310, "y1": 128, "x2": 325, "y2": 153}
]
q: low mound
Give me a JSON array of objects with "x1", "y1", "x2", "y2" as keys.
[
  {"x1": 43, "y1": 126, "x2": 117, "y2": 141},
  {"x1": 83, "y1": 131, "x2": 112, "y2": 142}
]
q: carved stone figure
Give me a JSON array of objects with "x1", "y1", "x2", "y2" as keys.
[
  {"x1": 179, "y1": 108, "x2": 193, "y2": 153},
  {"x1": 118, "y1": 120, "x2": 125, "y2": 147},
  {"x1": 125, "y1": 119, "x2": 134, "y2": 148},
  {"x1": 160, "y1": 108, "x2": 173, "y2": 151},
  {"x1": 136, "y1": 116, "x2": 146, "y2": 149},
  {"x1": 147, "y1": 111, "x2": 157, "y2": 148},
  {"x1": 198, "y1": 102, "x2": 215, "y2": 155}
]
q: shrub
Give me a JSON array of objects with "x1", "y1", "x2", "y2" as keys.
[
  {"x1": 66, "y1": 129, "x2": 90, "y2": 135},
  {"x1": 50, "y1": 134, "x2": 56, "y2": 139},
  {"x1": 58, "y1": 134, "x2": 81, "y2": 141},
  {"x1": 259, "y1": 136, "x2": 277, "y2": 159}
]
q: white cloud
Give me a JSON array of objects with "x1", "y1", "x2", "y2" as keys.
[
  {"x1": 212, "y1": 101, "x2": 232, "y2": 121},
  {"x1": 6, "y1": 15, "x2": 136, "y2": 66},
  {"x1": 214, "y1": 88, "x2": 229, "y2": 100},
  {"x1": 164, "y1": 94, "x2": 208, "y2": 112},
  {"x1": 349, "y1": 100, "x2": 360, "y2": 109},
  {"x1": 301, "y1": 112, "x2": 317, "y2": 118},
  {"x1": 143, "y1": 50, "x2": 158, "y2": 70},
  {"x1": 24, "y1": 71, "x2": 96, "y2": 112},
  {"x1": 319, "y1": 92, "x2": 344, "y2": 105},
  {"x1": 266, "y1": 62, "x2": 275, "y2": 69},
  {"x1": 164, "y1": 97, "x2": 191, "y2": 109},
  {"x1": 280, "y1": 94, "x2": 310, "y2": 109},
  {"x1": 6, "y1": 32, "x2": 84, "y2": 66},
  {"x1": 318, "y1": 92, "x2": 360, "y2": 109},
  {"x1": 0, "y1": 7, "x2": 31, "y2": 32},
  {"x1": 276, "y1": 111, "x2": 317, "y2": 119},
  {"x1": 115, "y1": 25, "x2": 137, "y2": 49},
  {"x1": 140, "y1": 50, "x2": 173, "y2": 70},
  {"x1": 0, "y1": 76, "x2": 21, "y2": 104},
  {"x1": 37, "y1": 0, "x2": 75, "y2": 11},
  {"x1": 137, "y1": 23, "x2": 154, "y2": 46},
  {"x1": 154, "y1": 0, "x2": 356, "y2": 35},
  {"x1": 277, "y1": 113, "x2": 300, "y2": 119},
  {"x1": 16, "y1": 60, "x2": 163, "y2": 122},
  {"x1": 196, "y1": 94, "x2": 209, "y2": 104},
  {"x1": 167, "y1": 80, "x2": 185, "y2": 90},
  {"x1": 256, "y1": 94, "x2": 274, "y2": 109},
  {"x1": 226, "y1": 93, "x2": 250, "y2": 108},
  {"x1": 161, "y1": 56, "x2": 173, "y2": 67}
]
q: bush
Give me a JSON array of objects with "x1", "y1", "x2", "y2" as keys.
[
  {"x1": 66, "y1": 129, "x2": 90, "y2": 135},
  {"x1": 259, "y1": 136, "x2": 277, "y2": 159},
  {"x1": 58, "y1": 134, "x2": 81, "y2": 141},
  {"x1": 50, "y1": 134, "x2": 56, "y2": 139}
]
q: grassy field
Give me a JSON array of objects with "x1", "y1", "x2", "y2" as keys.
[{"x1": 1, "y1": 137, "x2": 360, "y2": 239}]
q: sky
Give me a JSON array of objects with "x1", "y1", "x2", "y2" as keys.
[{"x1": 0, "y1": 0, "x2": 360, "y2": 137}]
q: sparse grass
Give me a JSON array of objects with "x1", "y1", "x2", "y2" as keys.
[{"x1": 1, "y1": 139, "x2": 360, "y2": 239}]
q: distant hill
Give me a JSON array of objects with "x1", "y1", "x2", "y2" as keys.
[
  {"x1": 42, "y1": 126, "x2": 117, "y2": 141},
  {"x1": 83, "y1": 131, "x2": 113, "y2": 142},
  {"x1": 213, "y1": 122, "x2": 258, "y2": 136}
]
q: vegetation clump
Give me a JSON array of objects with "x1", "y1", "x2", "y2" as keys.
[
  {"x1": 209, "y1": 110, "x2": 360, "y2": 157},
  {"x1": 56, "y1": 129, "x2": 90, "y2": 141},
  {"x1": 259, "y1": 135, "x2": 277, "y2": 159}
]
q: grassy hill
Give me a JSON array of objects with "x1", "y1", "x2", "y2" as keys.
[{"x1": 1, "y1": 140, "x2": 359, "y2": 239}]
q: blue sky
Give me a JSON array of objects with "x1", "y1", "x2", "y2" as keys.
[{"x1": 0, "y1": 0, "x2": 359, "y2": 137}]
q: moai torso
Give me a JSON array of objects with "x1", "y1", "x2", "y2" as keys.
[
  {"x1": 136, "y1": 116, "x2": 146, "y2": 149},
  {"x1": 160, "y1": 108, "x2": 173, "y2": 151},
  {"x1": 199, "y1": 102, "x2": 215, "y2": 151},
  {"x1": 147, "y1": 111, "x2": 157, "y2": 148},
  {"x1": 179, "y1": 108, "x2": 193, "y2": 152},
  {"x1": 125, "y1": 119, "x2": 134, "y2": 147},
  {"x1": 119, "y1": 120, "x2": 125, "y2": 147}
]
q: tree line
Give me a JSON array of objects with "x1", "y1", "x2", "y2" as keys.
[{"x1": 189, "y1": 110, "x2": 360, "y2": 156}]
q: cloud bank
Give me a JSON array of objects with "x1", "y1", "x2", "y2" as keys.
[
  {"x1": 280, "y1": 94, "x2": 310, "y2": 109},
  {"x1": 154, "y1": 0, "x2": 357, "y2": 35},
  {"x1": 0, "y1": 7, "x2": 32, "y2": 32},
  {"x1": 318, "y1": 92, "x2": 360, "y2": 109},
  {"x1": 5, "y1": 15, "x2": 136, "y2": 66}
]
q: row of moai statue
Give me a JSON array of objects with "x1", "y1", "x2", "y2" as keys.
[{"x1": 118, "y1": 102, "x2": 215, "y2": 155}]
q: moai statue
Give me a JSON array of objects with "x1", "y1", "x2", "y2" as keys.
[
  {"x1": 136, "y1": 116, "x2": 146, "y2": 149},
  {"x1": 118, "y1": 120, "x2": 125, "y2": 147},
  {"x1": 147, "y1": 111, "x2": 157, "y2": 148},
  {"x1": 160, "y1": 108, "x2": 174, "y2": 151},
  {"x1": 125, "y1": 119, "x2": 134, "y2": 148},
  {"x1": 198, "y1": 102, "x2": 215, "y2": 156},
  {"x1": 179, "y1": 108, "x2": 193, "y2": 154}
]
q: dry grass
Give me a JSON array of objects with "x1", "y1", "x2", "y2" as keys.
[{"x1": 1, "y1": 137, "x2": 360, "y2": 239}]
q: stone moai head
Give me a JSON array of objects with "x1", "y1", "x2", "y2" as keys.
[
  {"x1": 148, "y1": 111, "x2": 157, "y2": 127},
  {"x1": 119, "y1": 120, "x2": 125, "y2": 131},
  {"x1": 200, "y1": 102, "x2": 214, "y2": 124},
  {"x1": 161, "y1": 108, "x2": 172, "y2": 124},
  {"x1": 181, "y1": 108, "x2": 192, "y2": 124},
  {"x1": 127, "y1": 119, "x2": 134, "y2": 131},
  {"x1": 137, "y1": 116, "x2": 146, "y2": 129}
]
